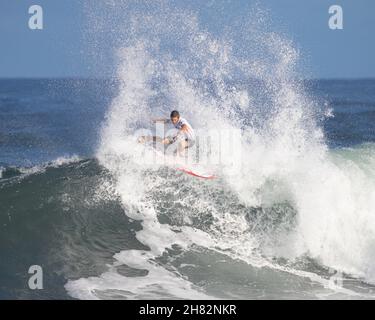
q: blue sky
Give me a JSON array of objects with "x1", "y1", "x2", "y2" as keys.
[{"x1": 0, "y1": 0, "x2": 374, "y2": 78}]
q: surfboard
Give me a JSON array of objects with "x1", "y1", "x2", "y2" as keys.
[
  {"x1": 140, "y1": 143, "x2": 216, "y2": 179},
  {"x1": 176, "y1": 167, "x2": 217, "y2": 179}
]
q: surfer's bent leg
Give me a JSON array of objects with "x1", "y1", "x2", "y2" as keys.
[{"x1": 177, "y1": 138, "x2": 195, "y2": 156}]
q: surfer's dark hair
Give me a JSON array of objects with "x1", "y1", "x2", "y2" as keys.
[{"x1": 170, "y1": 110, "x2": 180, "y2": 118}]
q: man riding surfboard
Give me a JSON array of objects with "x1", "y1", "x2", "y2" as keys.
[{"x1": 138, "y1": 110, "x2": 195, "y2": 156}]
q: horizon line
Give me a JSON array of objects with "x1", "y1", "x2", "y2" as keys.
[{"x1": 1, "y1": 76, "x2": 375, "y2": 81}]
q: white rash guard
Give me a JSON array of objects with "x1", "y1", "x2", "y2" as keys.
[{"x1": 169, "y1": 117, "x2": 195, "y2": 141}]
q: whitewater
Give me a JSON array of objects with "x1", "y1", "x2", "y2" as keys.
[{"x1": 62, "y1": 3, "x2": 375, "y2": 299}]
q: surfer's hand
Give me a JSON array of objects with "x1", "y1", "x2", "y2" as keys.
[{"x1": 162, "y1": 138, "x2": 169, "y2": 145}]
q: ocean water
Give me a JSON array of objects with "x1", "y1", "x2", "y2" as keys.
[
  {"x1": 1, "y1": 5, "x2": 375, "y2": 300},
  {"x1": 1, "y1": 77, "x2": 374, "y2": 300}
]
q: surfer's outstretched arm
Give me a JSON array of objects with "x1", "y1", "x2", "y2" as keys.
[
  {"x1": 138, "y1": 135, "x2": 170, "y2": 144},
  {"x1": 152, "y1": 118, "x2": 169, "y2": 123}
]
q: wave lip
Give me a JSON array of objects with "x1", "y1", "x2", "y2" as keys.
[{"x1": 0, "y1": 155, "x2": 82, "y2": 180}]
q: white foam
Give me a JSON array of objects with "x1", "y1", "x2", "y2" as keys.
[{"x1": 66, "y1": 249, "x2": 215, "y2": 300}]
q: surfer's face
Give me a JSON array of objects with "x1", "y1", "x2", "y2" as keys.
[{"x1": 171, "y1": 116, "x2": 179, "y2": 125}]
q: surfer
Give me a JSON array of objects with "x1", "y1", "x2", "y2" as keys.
[{"x1": 138, "y1": 110, "x2": 195, "y2": 156}]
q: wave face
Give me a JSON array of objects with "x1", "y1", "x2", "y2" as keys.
[
  {"x1": 0, "y1": 159, "x2": 145, "y2": 299},
  {"x1": 64, "y1": 2, "x2": 375, "y2": 299},
  {"x1": 2, "y1": 144, "x2": 375, "y2": 299}
]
